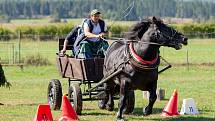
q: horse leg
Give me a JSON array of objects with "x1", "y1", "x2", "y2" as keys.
[
  {"x1": 143, "y1": 84, "x2": 157, "y2": 115},
  {"x1": 105, "y1": 81, "x2": 115, "y2": 111},
  {"x1": 117, "y1": 79, "x2": 129, "y2": 120},
  {"x1": 98, "y1": 83, "x2": 108, "y2": 109}
]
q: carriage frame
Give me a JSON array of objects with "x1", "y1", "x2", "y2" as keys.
[{"x1": 47, "y1": 38, "x2": 135, "y2": 115}]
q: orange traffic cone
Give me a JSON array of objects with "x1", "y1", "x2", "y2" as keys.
[
  {"x1": 161, "y1": 89, "x2": 180, "y2": 117},
  {"x1": 34, "y1": 104, "x2": 53, "y2": 121},
  {"x1": 58, "y1": 95, "x2": 78, "y2": 121}
]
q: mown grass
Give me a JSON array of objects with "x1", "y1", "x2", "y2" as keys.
[
  {"x1": 160, "y1": 39, "x2": 215, "y2": 64},
  {"x1": 0, "y1": 65, "x2": 214, "y2": 121},
  {"x1": 0, "y1": 39, "x2": 215, "y2": 121}
]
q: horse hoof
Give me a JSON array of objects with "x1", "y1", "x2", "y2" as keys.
[
  {"x1": 98, "y1": 103, "x2": 106, "y2": 109},
  {"x1": 116, "y1": 116, "x2": 124, "y2": 121},
  {"x1": 116, "y1": 119, "x2": 125, "y2": 121},
  {"x1": 143, "y1": 106, "x2": 152, "y2": 115},
  {"x1": 106, "y1": 104, "x2": 114, "y2": 111},
  {"x1": 98, "y1": 100, "x2": 106, "y2": 109}
]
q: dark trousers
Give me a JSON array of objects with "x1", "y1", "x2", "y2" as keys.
[{"x1": 76, "y1": 39, "x2": 109, "y2": 58}]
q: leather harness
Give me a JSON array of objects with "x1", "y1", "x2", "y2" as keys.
[{"x1": 126, "y1": 42, "x2": 159, "y2": 70}]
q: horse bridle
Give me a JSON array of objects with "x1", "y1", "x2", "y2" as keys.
[
  {"x1": 114, "y1": 26, "x2": 180, "y2": 48},
  {"x1": 124, "y1": 25, "x2": 179, "y2": 47},
  {"x1": 157, "y1": 26, "x2": 183, "y2": 47}
]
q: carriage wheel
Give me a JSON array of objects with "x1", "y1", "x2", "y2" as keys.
[
  {"x1": 124, "y1": 90, "x2": 135, "y2": 114},
  {"x1": 68, "y1": 84, "x2": 82, "y2": 115},
  {"x1": 47, "y1": 79, "x2": 62, "y2": 110}
]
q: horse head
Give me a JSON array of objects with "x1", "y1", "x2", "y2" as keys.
[{"x1": 147, "y1": 16, "x2": 188, "y2": 50}]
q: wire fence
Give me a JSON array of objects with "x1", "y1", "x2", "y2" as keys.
[
  {"x1": 0, "y1": 34, "x2": 215, "y2": 67},
  {"x1": 1, "y1": 32, "x2": 215, "y2": 41}
]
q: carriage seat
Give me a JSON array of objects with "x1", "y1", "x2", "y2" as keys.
[
  {"x1": 57, "y1": 38, "x2": 104, "y2": 81},
  {"x1": 58, "y1": 37, "x2": 105, "y2": 59},
  {"x1": 58, "y1": 38, "x2": 73, "y2": 51},
  {"x1": 58, "y1": 38, "x2": 74, "y2": 57}
]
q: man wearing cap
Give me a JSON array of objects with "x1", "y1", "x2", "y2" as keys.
[{"x1": 77, "y1": 9, "x2": 109, "y2": 58}]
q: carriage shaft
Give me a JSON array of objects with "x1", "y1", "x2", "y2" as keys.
[{"x1": 88, "y1": 68, "x2": 123, "y2": 92}]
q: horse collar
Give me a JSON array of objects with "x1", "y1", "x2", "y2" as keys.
[{"x1": 128, "y1": 42, "x2": 159, "y2": 68}]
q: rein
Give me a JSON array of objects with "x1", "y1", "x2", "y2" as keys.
[
  {"x1": 132, "y1": 40, "x2": 164, "y2": 46},
  {"x1": 114, "y1": 38, "x2": 164, "y2": 46}
]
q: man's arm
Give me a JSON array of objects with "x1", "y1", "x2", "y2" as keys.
[
  {"x1": 84, "y1": 28, "x2": 100, "y2": 38},
  {"x1": 61, "y1": 39, "x2": 68, "y2": 53},
  {"x1": 84, "y1": 23, "x2": 99, "y2": 38}
]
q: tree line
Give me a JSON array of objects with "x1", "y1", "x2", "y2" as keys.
[
  {"x1": 0, "y1": 0, "x2": 214, "y2": 22},
  {"x1": 1, "y1": 22, "x2": 215, "y2": 41}
]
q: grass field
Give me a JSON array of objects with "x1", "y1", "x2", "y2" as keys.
[
  {"x1": 0, "y1": 38, "x2": 215, "y2": 65},
  {"x1": 0, "y1": 39, "x2": 215, "y2": 121}
]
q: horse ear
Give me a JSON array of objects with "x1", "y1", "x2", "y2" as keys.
[
  {"x1": 152, "y1": 16, "x2": 161, "y2": 26},
  {"x1": 152, "y1": 16, "x2": 157, "y2": 22}
]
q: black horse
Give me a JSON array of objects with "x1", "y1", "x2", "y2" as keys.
[{"x1": 100, "y1": 17, "x2": 188, "y2": 120}]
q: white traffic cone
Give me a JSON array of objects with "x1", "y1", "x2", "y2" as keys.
[{"x1": 180, "y1": 98, "x2": 199, "y2": 115}]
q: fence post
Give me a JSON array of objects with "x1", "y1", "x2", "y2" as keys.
[
  {"x1": 18, "y1": 30, "x2": 21, "y2": 63},
  {"x1": 12, "y1": 44, "x2": 14, "y2": 64},
  {"x1": 186, "y1": 49, "x2": 189, "y2": 71}
]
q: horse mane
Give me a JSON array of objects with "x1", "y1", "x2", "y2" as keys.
[
  {"x1": 124, "y1": 17, "x2": 164, "y2": 40},
  {"x1": 124, "y1": 19, "x2": 151, "y2": 40}
]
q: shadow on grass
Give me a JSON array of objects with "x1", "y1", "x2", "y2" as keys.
[
  {"x1": 199, "y1": 109, "x2": 215, "y2": 113},
  {"x1": 81, "y1": 107, "x2": 214, "y2": 121},
  {"x1": 112, "y1": 107, "x2": 163, "y2": 115},
  {"x1": 81, "y1": 112, "x2": 113, "y2": 116},
  {"x1": 0, "y1": 102, "x2": 42, "y2": 106},
  {"x1": 129, "y1": 108, "x2": 215, "y2": 121},
  {"x1": 159, "y1": 98, "x2": 169, "y2": 101},
  {"x1": 133, "y1": 107, "x2": 163, "y2": 115},
  {"x1": 81, "y1": 108, "x2": 113, "y2": 116},
  {"x1": 141, "y1": 117, "x2": 215, "y2": 121}
]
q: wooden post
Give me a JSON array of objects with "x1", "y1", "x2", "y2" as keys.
[
  {"x1": 186, "y1": 49, "x2": 189, "y2": 71},
  {"x1": 18, "y1": 30, "x2": 21, "y2": 63},
  {"x1": 157, "y1": 88, "x2": 165, "y2": 101},
  {"x1": 143, "y1": 88, "x2": 165, "y2": 101}
]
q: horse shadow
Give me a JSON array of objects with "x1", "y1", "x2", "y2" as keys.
[
  {"x1": 142, "y1": 117, "x2": 215, "y2": 121},
  {"x1": 81, "y1": 107, "x2": 163, "y2": 116},
  {"x1": 127, "y1": 108, "x2": 215, "y2": 121},
  {"x1": 81, "y1": 108, "x2": 113, "y2": 116},
  {"x1": 82, "y1": 107, "x2": 214, "y2": 121},
  {"x1": 132, "y1": 107, "x2": 163, "y2": 115}
]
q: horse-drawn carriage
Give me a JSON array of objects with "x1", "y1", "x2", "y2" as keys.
[
  {"x1": 47, "y1": 17, "x2": 188, "y2": 120},
  {"x1": 47, "y1": 38, "x2": 135, "y2": 115}
]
